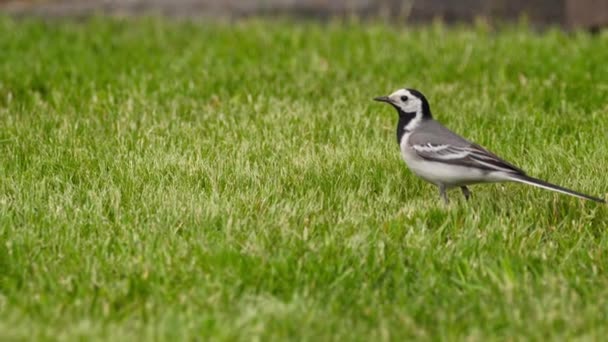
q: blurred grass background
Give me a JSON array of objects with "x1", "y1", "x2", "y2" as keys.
[{"x1": 0, "y1": 16, "x2": 608, "y2": 340}]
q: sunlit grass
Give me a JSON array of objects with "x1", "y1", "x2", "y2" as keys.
[{"x1": 1, "y1": 16, "x2": 607, "y2": 340}]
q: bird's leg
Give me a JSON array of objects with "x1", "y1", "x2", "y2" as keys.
[
  {"x1": 439, "y1": 184, "x2": 449, "y2": 204},
  {"x1": 460, "y1": 186, "x2": 471, "y2": 201}
]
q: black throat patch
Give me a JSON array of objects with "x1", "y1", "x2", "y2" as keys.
[{"x1": 396, "y1": 111, "x2": 417, "y2": 144}]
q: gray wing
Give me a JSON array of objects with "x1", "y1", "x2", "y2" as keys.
[{"x1": 409, "y1": 120, "x2": 526, "y2": 175}]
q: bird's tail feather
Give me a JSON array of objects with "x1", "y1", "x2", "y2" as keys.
[{"x1": 507, "y1": 174, "x2": 605, "y2": 203}]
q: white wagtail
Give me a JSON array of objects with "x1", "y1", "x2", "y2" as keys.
[{"x1": 374, "y1": 88, "x2": 605, "y2": 204}]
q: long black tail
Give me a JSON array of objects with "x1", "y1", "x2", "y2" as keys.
[{"x1": 507, "y1": 175, "x2": 605, "y2": 203}]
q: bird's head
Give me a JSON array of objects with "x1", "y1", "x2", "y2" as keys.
[{"x1": 374, "y1": 88, "x2": 432, "y2": 119}]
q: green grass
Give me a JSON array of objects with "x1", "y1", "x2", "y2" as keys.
[{"x1": 1, "y1": 16, "x2": 608, "y2": 340}]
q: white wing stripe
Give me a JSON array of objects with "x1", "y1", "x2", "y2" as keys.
[
  {"x1": 414, "y1": 144, "x2": 451, "y2": 152},
  {"x1": 412, "y1": 144, "x2": 470, "y2": 160},
  {"x1": 412, "y1": 144, "x2": 515, "y2": 172}
]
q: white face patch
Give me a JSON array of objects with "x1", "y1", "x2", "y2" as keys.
[
  {"x1": 388, "y1": 89, "x2": 423, "y2": 114},
  {"x1": 388, "y1": 88, "x2": 424, "y2": 132}
]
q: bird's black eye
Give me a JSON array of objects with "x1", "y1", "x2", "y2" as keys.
[{"x1": 400, "y1": 96, "x2": 409, "y2": 102}]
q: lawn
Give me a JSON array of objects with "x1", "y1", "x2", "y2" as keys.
[{"x1": 1, "y1": 16, "x2": 607, "y2": 340}]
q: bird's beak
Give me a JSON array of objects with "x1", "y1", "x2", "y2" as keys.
[{"x1": 373, "y1": 96, "x2": 391, "y2": 103}]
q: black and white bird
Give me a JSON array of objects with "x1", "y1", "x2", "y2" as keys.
[{"x1": 374, "y1": 88, "x2": 605, "y2": 204}]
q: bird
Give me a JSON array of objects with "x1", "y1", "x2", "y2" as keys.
[{"x1": 374, "y1": 88, "x2": 605, "y2": 204}]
